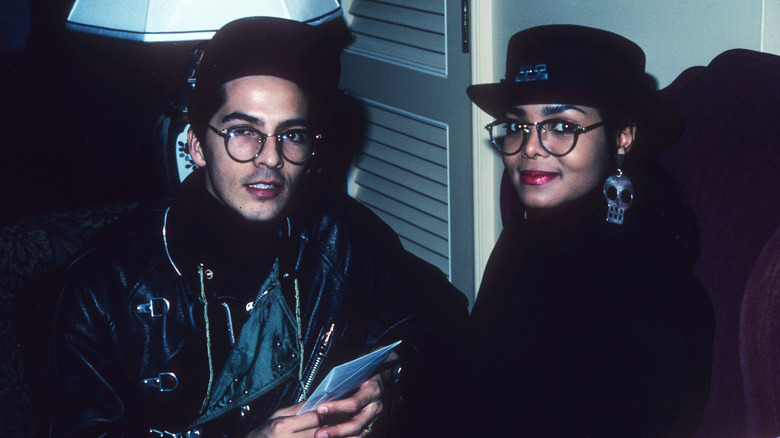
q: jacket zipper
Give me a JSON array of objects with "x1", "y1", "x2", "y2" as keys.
[
  {"x1": 297, "y1": 322, "x2": 335, "y2": 402},
  {"x1": 221, "y1": 302, "x2": 236, "y2": 345}
]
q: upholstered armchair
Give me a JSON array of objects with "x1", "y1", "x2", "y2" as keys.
[
  {"x1": 0, "y1": 202, "x2": 138, "y2": 437},
  {"x1": 658, "y1": 48, "x2": 780, "y2": 438}
]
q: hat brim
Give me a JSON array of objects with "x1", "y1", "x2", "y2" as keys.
[
  {"x1": 468, "y1": 79, "x2": 642, "y2": 119},
  {"x1": 467, "y1": 80, "x2": 683, "y2": 151}
]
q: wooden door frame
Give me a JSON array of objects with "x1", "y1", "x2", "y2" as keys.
[{"x1": 470, "y1": 0, "x2": 502, "y2": 299}]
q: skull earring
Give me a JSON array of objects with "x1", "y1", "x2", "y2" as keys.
[{"x1": 603, "y1": 154, "x2": 634, "y2": 225}]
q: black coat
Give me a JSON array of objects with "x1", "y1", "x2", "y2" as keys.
[
  {"x1": 465, "y1": 194, "x2": 714, "y2": 438},
  {"x1": 49, "y1": 172, "x2": 468, "y2": 437}
]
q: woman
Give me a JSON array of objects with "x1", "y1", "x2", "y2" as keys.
[{"x1": 463, "y1": 25, "x2": 714, "y2": 437}]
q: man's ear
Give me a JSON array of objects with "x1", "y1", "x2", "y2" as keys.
[
  {"x1": 616, "y1": 123, "x2": 637, "y2": 156},
  {"x1": 188, "y1": 128, "x2": 208, "y2": 167}
]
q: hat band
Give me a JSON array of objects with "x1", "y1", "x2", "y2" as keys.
[{"x1": 514, "y1": 64, "x2": 548, "y2": 83}]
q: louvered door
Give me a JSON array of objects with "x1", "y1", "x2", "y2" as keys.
[
  {"x1": 346, "y1": 0, "x2": 446, "y2": 73},
  {"x1": 340, "y1": 0, "x2": 475, "y2": 301}
]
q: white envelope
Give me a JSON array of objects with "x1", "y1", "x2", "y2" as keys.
[{"x1": 297, "y1": 340, "x2": 402, "y2": 414}]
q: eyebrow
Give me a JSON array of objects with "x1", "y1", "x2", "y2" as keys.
[
  {"x1": 219, "y1": 111, "x2": 309, "y2": 130},
  {"x1": 506, "y1": 104, "x2": 587, "y2": 118},
  {"x1": 542, "y1": 104, "x2": 587, "y2": 117}
]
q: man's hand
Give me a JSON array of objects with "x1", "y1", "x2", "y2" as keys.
[
  {"x1": 313, "y1": 352, "x2": 400, "y2": 438},
  {"x1": 245, "y1": 402, "x2": 321, "y2": 438}
]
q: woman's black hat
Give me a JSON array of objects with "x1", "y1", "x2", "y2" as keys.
[{"x1": 467, "y1": 25, "x2": 683, "y2": 149}]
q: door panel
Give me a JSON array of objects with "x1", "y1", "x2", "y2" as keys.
[
  {"x1": 340, "y1": 0, "x2": 474, "y2": 301},
  {"x1": 346, "y1": 0, "x2": 446, "y2": 74},
  {"x1": 348, "y1": 98, "x2": 450, "y2": 274}
]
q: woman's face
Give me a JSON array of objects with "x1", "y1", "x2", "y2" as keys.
[{"x1": 501, "y1": 103, "x2": 628, "y2": 210}]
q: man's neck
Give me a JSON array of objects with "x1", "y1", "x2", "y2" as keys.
[{"x1": 168, "y1": 169, "x2": 283, "y2": 274}]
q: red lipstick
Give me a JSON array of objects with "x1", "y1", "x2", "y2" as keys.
[{"x1": 520, "y1": 170, "x2": 558, "y2": 185}]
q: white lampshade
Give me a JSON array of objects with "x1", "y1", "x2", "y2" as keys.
[{"x1": 66, "y1": 0, "x2": 342, "y2": 42}]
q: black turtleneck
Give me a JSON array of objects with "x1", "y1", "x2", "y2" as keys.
[
  {"x1": 522, "y1": 186, "x2": 608, "y2": 234},
  {"x1": 166, "y1": 169, "x2": 283, "y2": 370},
  {"x1": 466, "y1": 181, "x2": 712, "y2": 437}
]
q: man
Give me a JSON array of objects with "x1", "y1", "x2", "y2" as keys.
[{"x1": 49, "y1": 17, "x2": 467, "y2": 438}]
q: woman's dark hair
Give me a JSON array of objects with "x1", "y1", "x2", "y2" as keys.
[{"x1": 600, "y1": 109, "x2": 701, "y2": 267}]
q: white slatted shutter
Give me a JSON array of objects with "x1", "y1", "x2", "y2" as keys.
[
  {"x1": 346, "y1": 0, "x2": 446, "y2": 74},
  {"x1": 348, "y1": 99, "x2": 450, "y2": 274},
  {"x1": 341, "y1": 0, "x2": 474, "y2": 299}
]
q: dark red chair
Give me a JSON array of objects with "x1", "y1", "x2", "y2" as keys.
[
  {"x1": 658, "y1": 48, "x2": 780, "y2": 437},
  {"x1": 740, "y1": 225, "x2": 780, "y2": 438}
]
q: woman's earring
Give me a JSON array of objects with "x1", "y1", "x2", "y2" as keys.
[{"x1": 603, "y1": 154, "x2": 634, "y2": 225}]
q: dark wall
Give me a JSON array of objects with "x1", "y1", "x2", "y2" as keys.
[
  {"x1": 0, "y1": 0, "x2": 195, "y2": 221},
  {"x1": 0, "y1": 2, "x2": 362, "y2": 222}
]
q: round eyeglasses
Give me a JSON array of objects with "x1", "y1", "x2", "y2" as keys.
[
  {"x1": 208, "y1": 124, "x2": 322, "y2": 165},
  {"x1": 485, "y1": 118, "x2": 607, "y2": 157}
]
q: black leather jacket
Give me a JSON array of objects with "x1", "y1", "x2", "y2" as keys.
[{"x1": 50, "y1": 177, "x2": 468, "y2": 437}]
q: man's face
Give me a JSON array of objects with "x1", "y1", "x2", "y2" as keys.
[{"x1": 189, "y1": 75, "x2": 310, "y2": 222}]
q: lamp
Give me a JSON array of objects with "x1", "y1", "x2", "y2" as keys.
[{"x1": 66, "y1": 0, "x2": 342, "y2": 42}]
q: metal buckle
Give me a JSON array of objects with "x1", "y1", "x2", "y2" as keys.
[
  {"x1": 148, "y1": 428, "x2": 202, "y2": 437},
  {"x1": 135, "y1": 297, "x2": 170, "y2": 317},
  {"x1": 142, "y1": 372, "x2": 178, "y2": 392}
]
